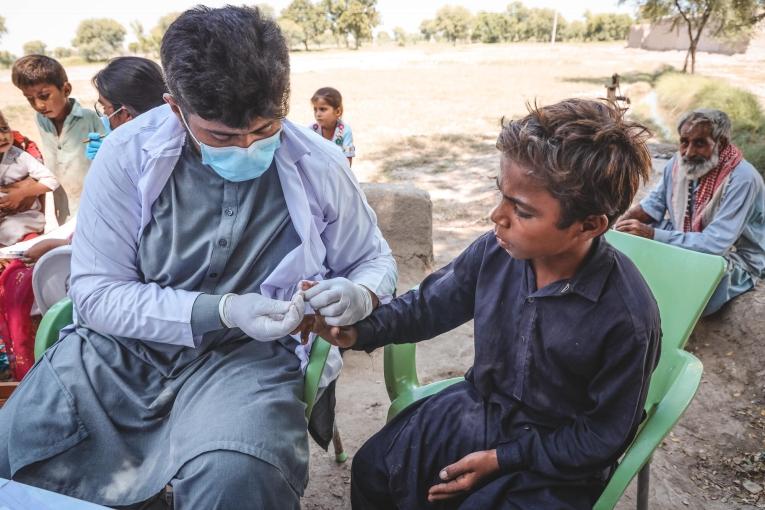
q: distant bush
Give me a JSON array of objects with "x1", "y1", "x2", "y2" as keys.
[{"x1": 655, "y1": 72, "x2": 765, "y2": 172}]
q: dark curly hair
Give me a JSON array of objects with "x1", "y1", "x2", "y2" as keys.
[
  {"x1": 497, "y1": 98, "x2": 652, "y2": 228},
  {"x1": 160, "y1": 5, "x2": 290, "y2": 128}
]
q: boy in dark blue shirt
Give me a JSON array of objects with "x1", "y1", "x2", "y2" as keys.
[{"x1": 316, "y1": 98, "x2": 662, "y2": 509}]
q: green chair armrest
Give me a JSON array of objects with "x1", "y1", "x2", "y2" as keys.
[
  {"x1": 387, "y1": 376, "x2": 463, "y2": 422},
  {"x1": 383, "y1": 343, "x2": 419, "y2": 402},
  {"x1": 34, "y1": 297, "x2": 73, "y2": 361},
  {"x1": 594, "y1": 350, "x2": 703, "y2": 510},
  {"x1": 304, "y1": 337, "x2": 332, "y2": 420}
]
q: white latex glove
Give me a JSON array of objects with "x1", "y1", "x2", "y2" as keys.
[
  {"x1": 221, "y1": 292, "x2": 304, "y2": 341},
  {"x1": 303, "y1": 277, "x2": 373, "y2": 326}
]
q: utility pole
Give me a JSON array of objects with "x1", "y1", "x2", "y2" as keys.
[{"x1": 551, "y1": 10, "x2": 558, "y2": 45}]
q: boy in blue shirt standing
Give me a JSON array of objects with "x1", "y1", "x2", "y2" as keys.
[
  {"x1": 12, "y1": 55, "x2": 104, "y2": 225},
  {"x1": 315, "y1": 98, "x2": 662, "y2": 509}
]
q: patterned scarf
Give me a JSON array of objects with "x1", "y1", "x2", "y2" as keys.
[{"x1": 676, "y1": 144, "x2": 743, "y2": 232}]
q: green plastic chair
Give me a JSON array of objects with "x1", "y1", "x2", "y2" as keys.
[
  {"x1": 33, "y1": 297, "x2": 344, "y2": 459},
  {"x1": 383, "y1": 230, "x2": 725, "y2": 510}
]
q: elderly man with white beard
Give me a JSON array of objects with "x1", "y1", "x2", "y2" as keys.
[{"x1": 616, "y1": 108, "x2": 765, "y2": 316}]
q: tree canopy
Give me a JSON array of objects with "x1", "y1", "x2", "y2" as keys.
[{"x1": 72, "y1": 18, "x2": 126, "y2": 62}]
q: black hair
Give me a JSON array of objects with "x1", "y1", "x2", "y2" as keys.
[
  {"x1": 92, "y1": 57, "x2": 167, "y2": 116},
  {"x1": 311, "y1": 87, "x2": 343, "y2": 110},
  {"x1": 160, "y1": 5, "x2": 290, "y2": 128},
  {"x1": 12, "y1": 55, "x2": 68, "y2": 89}
]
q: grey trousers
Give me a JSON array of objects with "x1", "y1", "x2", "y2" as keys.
[{"x1": 115, "y1": 450, "x2": 300, "y2": 510}]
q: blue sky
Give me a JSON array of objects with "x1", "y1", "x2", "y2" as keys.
[{"x1": 1, "y1": 1, "x2": 634, "y2": 55}]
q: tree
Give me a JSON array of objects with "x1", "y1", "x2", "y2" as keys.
[
  {"x1": 433, "y1": 5, "x2": 473, "y2": 45},
  {"x1": 0, "y1": 51, "x2": 15, "y2": 69},
  {"x1": 629, "y1": 0, "x2": 765, "y2": 73},
  {"x1": 471, "y1": 11, "x2": 511, "y2": 43},
  {"x1": 278, "y1": 18, "x2": 307, "y2": 49},
  {"x1": 419, "y1": 19, "x2": 438, "y2": 42},
  {"x1": 376, "y1": 30, "x2": 392, "y2": 44},
  {"x1": 322, "y1": 0, "x2": 347, "y2": 47},
  {"x1": 0, "y1": 16, "x2": 6, "y2": 43},
  {"x1": 281, "y1": 0, "x2": 328, "y2": 50},
  {"x1": 393, "y1": 26, "x2": 407, "y2": 46},
  {"x1": 131, "y1": 12, "x2": 179, "y2": 57},
  {"x1": 53, "y1": 47, "x2": 74, "y2": 59},
  {"x1": 23, "y1": 40, "x2": 47, "y2": 56},
  {"x1": 337, "y1": 0, "x2": 380, "y2": 49},
  {"x1": 583, "y1": 12, "x2": 633, "y2": 41},
  {"x1": 72, "y1": 18, "x2": 126, "y2": 62}
]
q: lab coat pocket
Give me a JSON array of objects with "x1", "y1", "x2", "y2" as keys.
[{"x1": 4, "y1": 356, "x2": 88, "y2": 476}]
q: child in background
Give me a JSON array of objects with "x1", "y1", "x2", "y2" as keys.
[
  {"x1": 315, "y1": 99, "x2": 662, "y2": 509},
  {"x1": 11, "y1": 55, "x2": 104, "y2": 225},
  {"x1": 0, "y1": 110, "x2": 58, "y2": 246},
  {"x1": 310, "y1": 87, "x2": 355, "y2": 166}
]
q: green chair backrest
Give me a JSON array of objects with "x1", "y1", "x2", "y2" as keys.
[
  {"x1": 604, "y1": 230, "x2": 725, "y2": 409},
  {"x1": 34, "y1": 297, "x2": 332, "y2": 420}
]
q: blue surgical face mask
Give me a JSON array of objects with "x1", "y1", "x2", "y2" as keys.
[
  {"x1": 98, "y1": 105, "x2": 124, "y2": 134},
  {"x1": 178, "y1": 109, "x2": 281, "y2": 182}
]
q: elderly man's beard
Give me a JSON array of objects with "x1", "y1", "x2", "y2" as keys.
[{"x1": 679, "y1": 145, "x2": 720, "y2": 180}]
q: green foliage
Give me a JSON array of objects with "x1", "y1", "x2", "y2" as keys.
[
  {"x1": 376, "y1": 31, "x2": 392, "y2": 44},
  {"x1": 655, "y1": 72, "x2": 765, "y2": 171},
  {"x1": 419, "y1": 19, "x2": 438, "y2": 41},
  {"x1": 633, "y1": 0, "x2": 765, "y2": 72},
  {"x1": 337, "y1": 0, "x2": 380, "y2": 49},
  {"x1": 433, "y1": 5, "x2": 472, "y2": 44},
  {"x1": 393, "y1": 26, "x2": 407, "y2": 46},
  {"x1": 281, "y1": 0, "x2": 328, "y2": 50},
  {"x1": 582, "y1": 11, "x2": 633, "y2": 41},
  {"x1": 0, "y1": 16, "x2": 6, "y2": 42},
  {"x1": 53, "y1": 47, "x2": 74, "y2": 59},
  {"x1": 0, "y1": 51, "x2": 15, "y2": 69},
  {"x1": 72, "y1": 18, "x2": 126, "y2": 62},
  {"x1": 23, "y1": 40, "x2": 47, "y2": 56},
  {"x1": 277, "y1": 18, "x2": 307, "y2": 49},
  {"x1": 471, "y1": 11, "x2": 511, "y2": 43},
  {"x1": 131, "y1": 13, "x2": 179, "y2": 57}
]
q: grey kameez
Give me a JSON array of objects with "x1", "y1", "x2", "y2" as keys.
[{"x1": 0, "y1": 144, "x2": 310, "y2": 506}]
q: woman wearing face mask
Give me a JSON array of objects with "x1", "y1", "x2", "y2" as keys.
[{"x1": 85, "y1": 56, "x2": 167, "y2": 160}]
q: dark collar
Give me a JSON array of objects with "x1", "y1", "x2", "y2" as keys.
[{"x1": 524, "y1": 236, "x2": 615, "y2": 303}]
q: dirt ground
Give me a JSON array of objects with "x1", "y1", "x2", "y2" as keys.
[{"x1": 1, "y1": 42, "x2": 763, "y2": 508}]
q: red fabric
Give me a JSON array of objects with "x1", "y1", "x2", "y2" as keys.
[
  {"x1": 0, "y1": 260, "x2": 36, "y2": 380},
  {"x1": 11, "y1": 131, "x2": 44, "y2": 163},
  {"x1": 683, "y1": 144, "x2": 743, "y2": 232},
  {"x1": 21, "y1": 232, "x2": 40, "y2": 242}
]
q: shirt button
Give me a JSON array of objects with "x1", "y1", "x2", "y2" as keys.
[
  {"x1": 527, "y1": 297, "x2": 535, "y2": 303},
  {"x1": 218, "y1": 238, "x2": 228, "y2": 247},
  {"x1": 561, "y1": 283, "x2": 571, "y2": 294},
  {"x1": 224, "y1": 208, "x2": 234, "y2": 216},
  {"x1": 209, "y1": 272, "x2": 218, "y2": 278}
]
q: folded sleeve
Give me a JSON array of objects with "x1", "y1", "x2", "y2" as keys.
[{"x1": 19, "y1": 150, "x2": 58, "y2": 191}]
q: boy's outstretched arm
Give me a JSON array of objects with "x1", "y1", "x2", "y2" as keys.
[{"x1": 319, "y1": 234, "x2": 487, "y2": 351}]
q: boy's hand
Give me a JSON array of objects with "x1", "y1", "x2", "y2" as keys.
[
  {"x1": 311, "y1": 316, "x2": 358, "y2": 349},
  {"x1": 427, "y1": 450, "x2": 500, "y2": 502}
]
